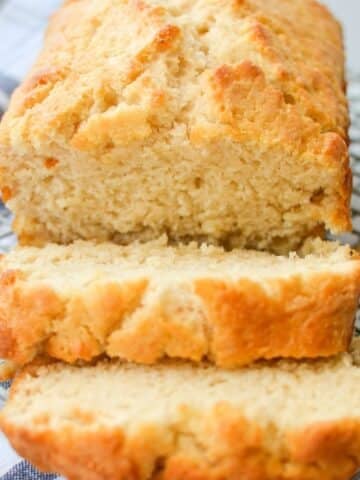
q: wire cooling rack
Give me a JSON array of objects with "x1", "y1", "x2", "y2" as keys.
[
  {"x1": 347, "y1": 74, "x2": 360, "y2": 245},
  {"x1": 349, "y1": 75, "x2": 360, "y2": 343}
]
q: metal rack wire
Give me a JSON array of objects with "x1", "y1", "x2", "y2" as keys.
[
  {"x1": 348, "y1": 74, "x2": 360, "y2": 340},
  {"x1": 349, "y1": 74, "x2": 360, "y2": 242}
]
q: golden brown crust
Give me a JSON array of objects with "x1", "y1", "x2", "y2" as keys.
[
  {"x1": 3, "y1": 0, "x2": 347, "y2": 149},
  {"x1": 0, "y1": 0, "x2": 351, "y2": 249},
  {"x1": 1, "y1": 402, "x2": 360, "y2": 480},
  {"x1": 289, "y1": 420, "x2": 360, "y2": 467},
  {"x1": 0, "y1": 360, "x2": 17, "y2": 381},
  {"x1": 0, "y1": 269, "x2": 66, "y2": 364},
  {"x1": 0, "y1": 260, "x2": 359, "y2": 369},
  {"x1": 194, "y1": 273, "x2": 359, "y2": 367}
]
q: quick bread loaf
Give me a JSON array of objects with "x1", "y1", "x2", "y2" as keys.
[
  {"x1": 0, "y1": 0, "x2": 351, "y2": 252},
  {"x1": 0, "y1": 1, "x2": 359, "y2": 477},
  {"x1": 2, "y1": 341, "x2": 360, "y2": 480},
  {"x1": 0, "y1": 238, "x2": 359, "y2": 368}
]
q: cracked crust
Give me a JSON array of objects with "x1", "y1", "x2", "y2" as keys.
[
  {"x1": 1, "y1": 354, "x2": 360, "y2": 480},
  {"x1": 0, "y1": 240, "x2": 359, "y2": 369},
  {"x1": 0, "y1": 0, "x2": 351, "y2": 251}
]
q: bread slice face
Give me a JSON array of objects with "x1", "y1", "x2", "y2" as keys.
[
  {"x1": 0, "y1": 0, "x2": 351, "y2": 252},
  {"x1": 0, "y1": 237, "x2": 359, "y2": 368},
  {"x1": 2, "y1": 342, "x2": 360, "y2": 480}
]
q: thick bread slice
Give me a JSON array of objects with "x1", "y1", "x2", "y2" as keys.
[
  {"x1": 0, "y1": 0, "x2": 351, "y2": 253},
  {"x1": 2, "y1": 343, "x2": 360, "y2": 480},
  {"x1": 0, "y1": 237, "x2": 359, "y2": 368}
]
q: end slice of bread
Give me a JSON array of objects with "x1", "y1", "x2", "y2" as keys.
[
  {"x1": 0, "y1": 237, "x2": 359, "y2": 368},
  {"x1": 2, "y1": 341, "x2": 360, "y2": 480}
]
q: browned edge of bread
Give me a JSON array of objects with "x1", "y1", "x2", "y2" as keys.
[{"x1": 0, "y1": 260, "x2": 359, "y2": 370}]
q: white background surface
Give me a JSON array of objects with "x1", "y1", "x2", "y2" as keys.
[{"x1": 322, "y1": 0, "x2": 360, "y2": 72}]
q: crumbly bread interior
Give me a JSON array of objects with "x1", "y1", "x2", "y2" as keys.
[
  {"x1": 2, "y1": 237, "x2": 357, "y2": 292},
  {"x1": 1, "y1": 237, "x2": 358, "y2": 369},
  {"x1": 0, "y1": 0, "x2": 350, "y2": 252},
  {"x1": 4, "y1": 341, "x2": 360, "y2": 434}
]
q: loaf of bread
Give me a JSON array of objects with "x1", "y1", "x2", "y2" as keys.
[
  {"x1": 2, "y1": 341, "x2": 360, "y2": 480},
  {"x1": 0, "y1": 237, "x2": 359, "y2": 368},
  {"x1": 0, "y1": 0, "x2": 351, "y2": 252}
]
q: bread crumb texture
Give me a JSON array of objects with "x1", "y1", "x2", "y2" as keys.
[
  {"x1": 0, "y1": 0, "x2": 351, "y2": 252},
  {"x1": 2, "y1": 343, "x2": 360, "y2": 480},
  {"x1": 0, "y1": 237, "x2": 359, "y2": 368}
]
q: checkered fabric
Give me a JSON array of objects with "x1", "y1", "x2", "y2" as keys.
[{"x1": 0, "y1": 1, "x2": 359, "y2": 478}]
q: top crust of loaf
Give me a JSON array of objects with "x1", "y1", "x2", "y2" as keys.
[
  {"x1": 0, "y1": 0, "x2": 348, "y2": 151},
  {"x1": 0, "y1": 0, "x2": 351, "y2": 247}
]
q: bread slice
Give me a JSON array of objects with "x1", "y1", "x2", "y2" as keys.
[
  {"x1": 0, "y1": 0, "x2": 351, "y2": 253},
  {"x1": 2, "y1": 342, "x2": 360, "y2": 480},
  {"x1": 0, "y1": 237, "x2": 359, "y2": 368}
]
